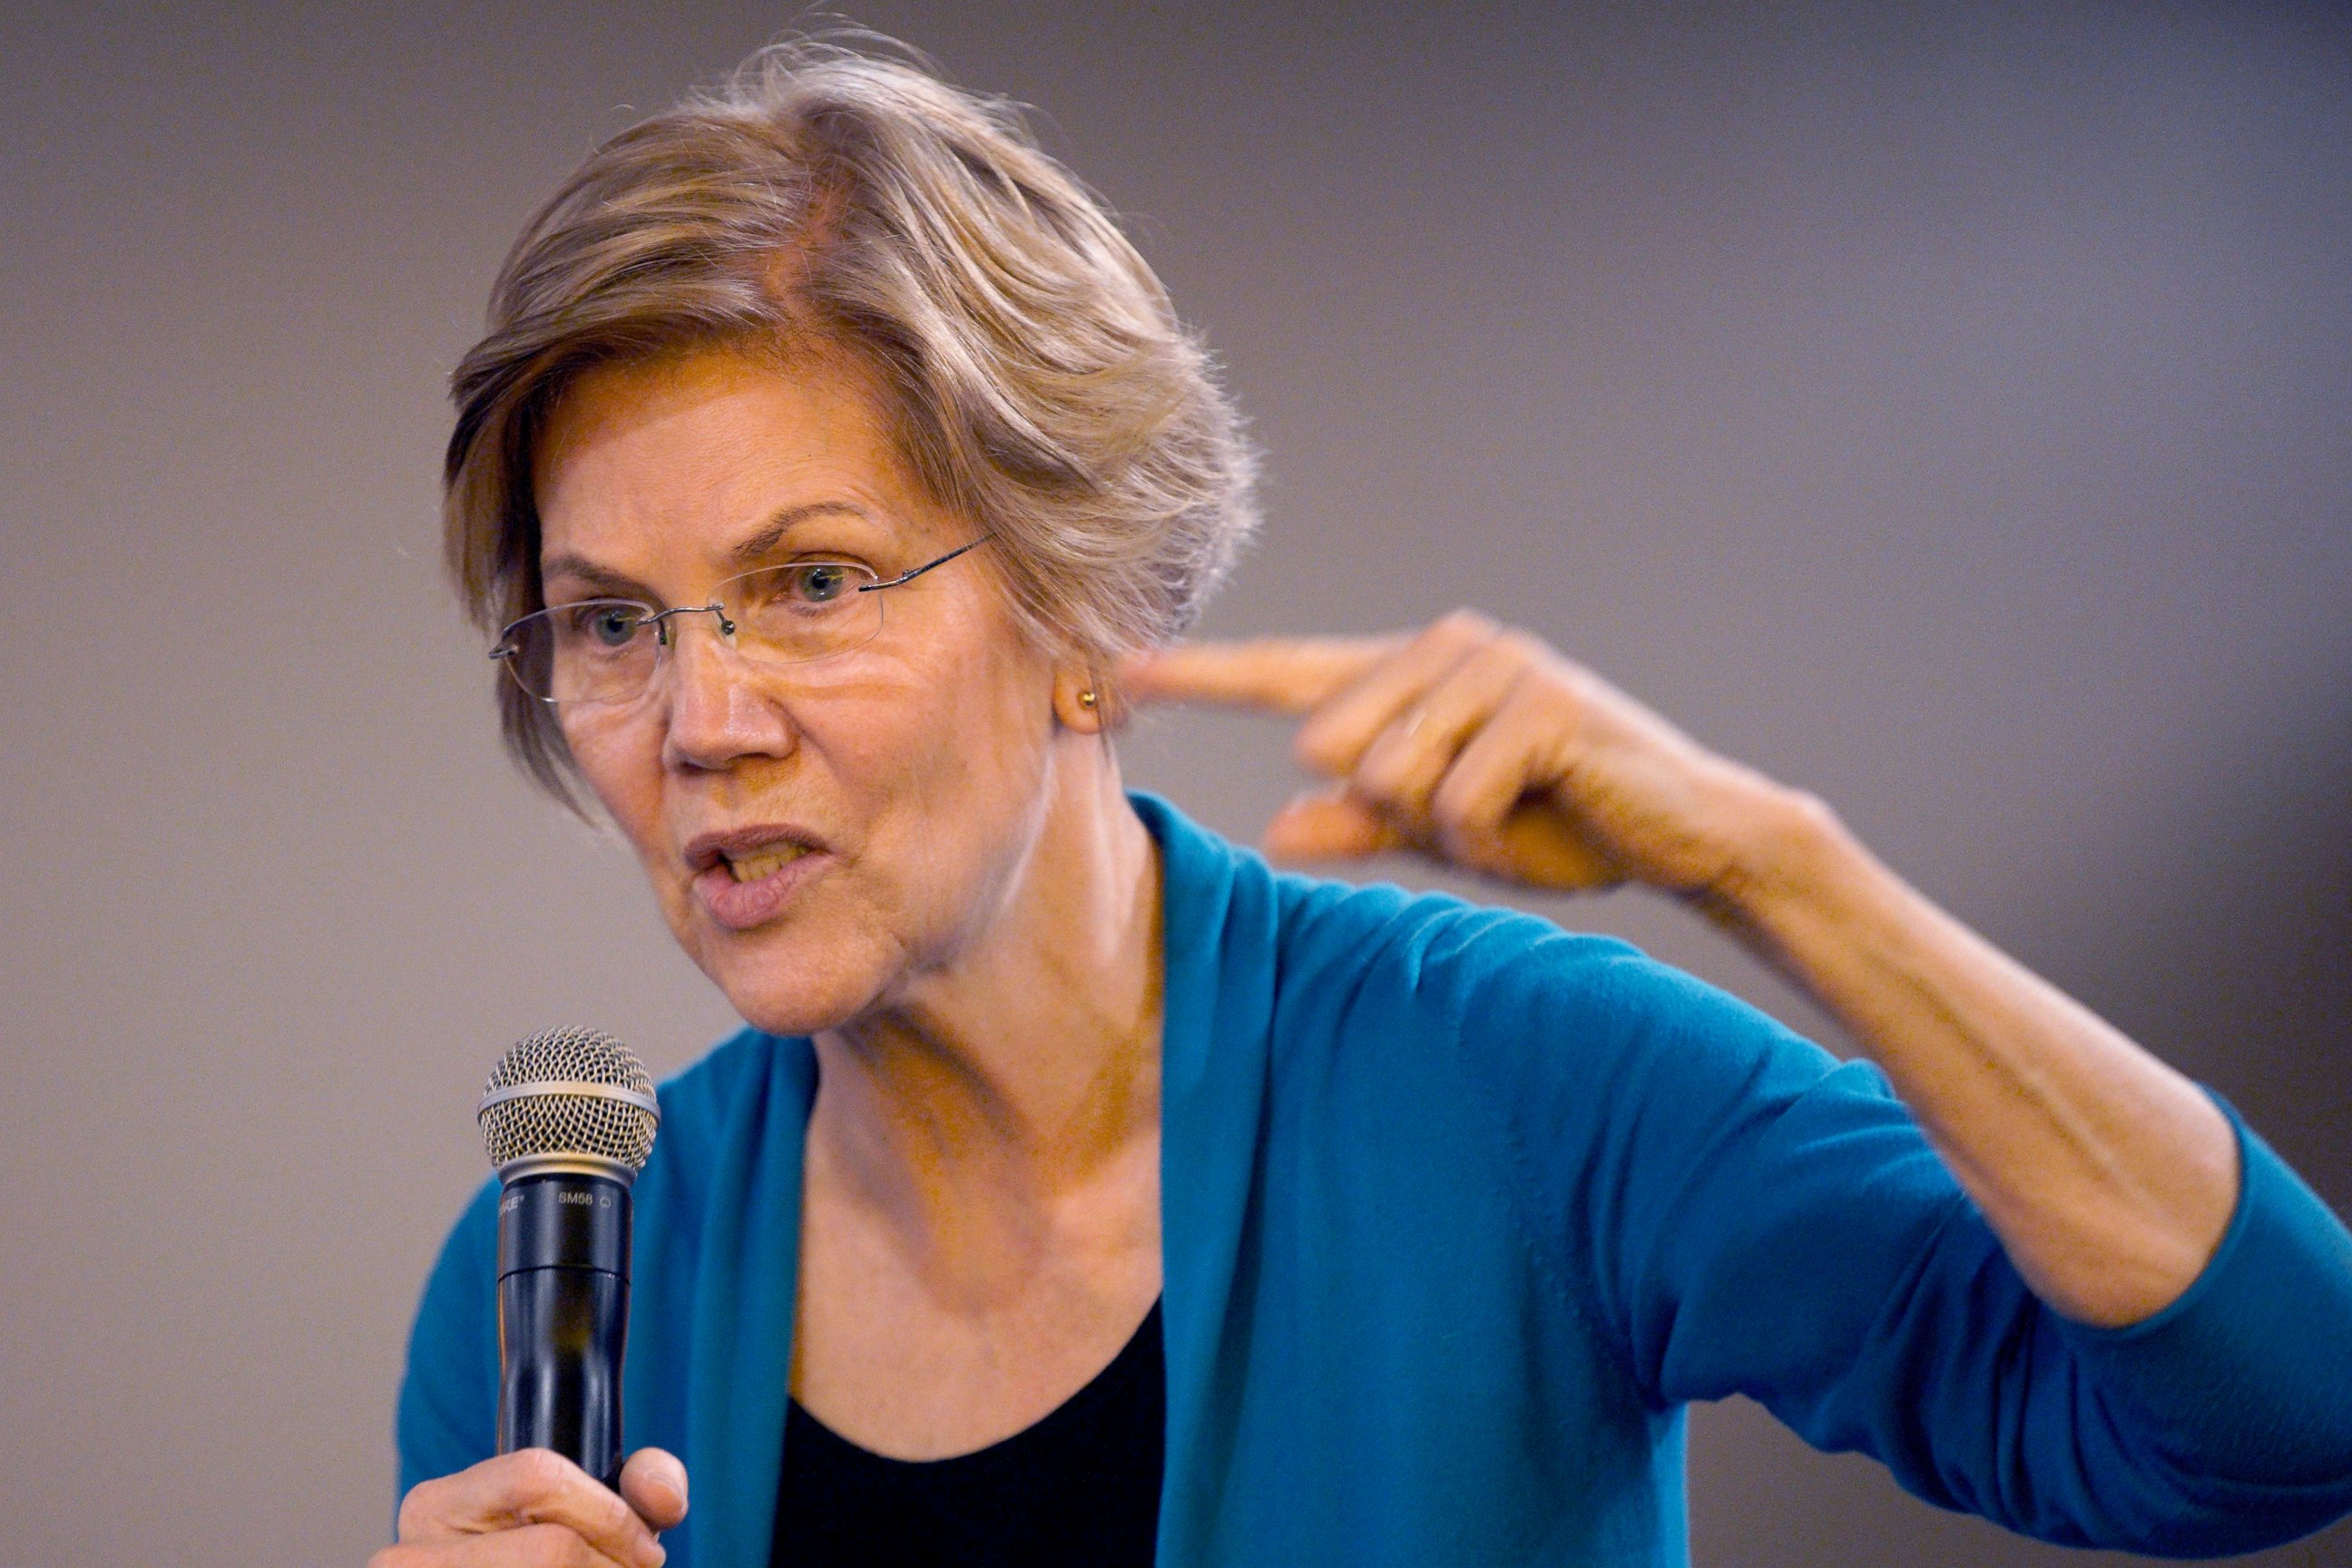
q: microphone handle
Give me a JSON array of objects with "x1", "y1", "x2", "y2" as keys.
[{"x1": 495, "y1": 1171, "x2": 632, "y2": 1489}]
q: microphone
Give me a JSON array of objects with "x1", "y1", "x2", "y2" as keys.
[{"x1": 476, "y1": 1026, "x2": 660, "y2": 1489}]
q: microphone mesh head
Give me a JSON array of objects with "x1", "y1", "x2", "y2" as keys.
[{"x1": 478, "y1": 1026, "x2": 659, "y2": 1172}]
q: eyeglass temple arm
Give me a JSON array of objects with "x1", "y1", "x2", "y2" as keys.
[{"x1": 858, "y1": 535, "x2": 991, "y2": 593}]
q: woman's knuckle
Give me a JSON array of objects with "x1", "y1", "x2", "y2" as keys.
[
  {"x1": 1499, "y1": 666, "x2": 1561, "y2": 721},
  {"x1": 1430, "y1": 790, "x2": 1473, "y2": 832},
  {"x1": 514, "y1": 1447, "x2": 564, "y2": 1485},
  {"x1": 1428, "y1": 767, "x2": 1476, "y2": 822},
  {"x1": 1426, "y1": 608, "x2": 1494, "y2": 649},
  {"x1": 506, "y1": 1446, "x2": 573, "y2": 1501},
  {"x1": 1294, "y1": 720, "x2": 1352, "y2": 773},
  {"x1": 1493, "y1": 627, "x2": 1546, "y2": 666},
  {"x1": 1553, "y1": 659, "x2": 1599, "y2": 704},
  {"x1": 395, "y1": 1477, "x2": 448, "y2": 1539},
  {"x1": 1352, "y1": 734, "x2": 1402, "y2": 787}
]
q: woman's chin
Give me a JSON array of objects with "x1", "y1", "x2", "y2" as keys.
[
  {"x1": 701, "y1": 938, "x2": 888, "y2": 1040},
  {"x1": 674, "y1": 875, "x2": 940, "y2": 1040}
]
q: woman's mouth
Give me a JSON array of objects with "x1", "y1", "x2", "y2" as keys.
[{"x1": 684, "y1": 830, "x2": 829, "y2": 931}]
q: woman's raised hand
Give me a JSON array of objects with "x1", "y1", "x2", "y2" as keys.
[
  {"x1": 1119, "y1": 611, "x2": 1808, "y2": 903},
  {"x1": 370, "y1": 1448, "x2": 687, "y2": 1568}
]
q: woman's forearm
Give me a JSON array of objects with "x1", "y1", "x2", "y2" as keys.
[{"x1": 1711, "y1": 791, "x2": 2239, "y2": 1328}]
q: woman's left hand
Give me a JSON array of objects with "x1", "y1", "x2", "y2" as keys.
[{"x1": 1119, "y1": 611, "x2": 1808, "y2": 902}]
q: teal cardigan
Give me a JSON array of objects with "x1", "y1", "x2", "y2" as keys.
[{"x1": 400, "y1": 794, "x2": 2352, "y2": 1563}]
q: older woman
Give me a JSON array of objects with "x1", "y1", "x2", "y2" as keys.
[{"x1": 384, "y1": 43, "x2": 2352, "y2": 1568}]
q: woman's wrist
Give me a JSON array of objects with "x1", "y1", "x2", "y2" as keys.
[{"x1": 1690, "y1": 779, "x2": 1862, "y2": 949}]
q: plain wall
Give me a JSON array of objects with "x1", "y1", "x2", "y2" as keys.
[{"x1": 1, "y1": 2, "x2": 2346, "y2": 1563}]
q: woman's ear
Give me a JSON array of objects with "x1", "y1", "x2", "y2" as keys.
[{"x1": 1053, "y1": 664, "x2": 1112, "y2": 734}]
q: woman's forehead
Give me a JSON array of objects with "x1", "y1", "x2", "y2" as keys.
[{"x1": 534, "y1": 348, "x2": 948, "y2": 574}]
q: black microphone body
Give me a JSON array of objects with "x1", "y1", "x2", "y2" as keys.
[
  {"x1": 476, "y1": 1025, "x2": 660, "y2": 1496},
  {"x1": 495, "y1": 1168, "x2": 632, "y2": 1487}
]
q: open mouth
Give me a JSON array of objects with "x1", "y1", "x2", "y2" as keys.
[
  {"x1": 722, "y1": 842, "x2": 810, "y2": 883},
  {"x1": 682, "y1": 827, "x2": 830, "y2": 931}
]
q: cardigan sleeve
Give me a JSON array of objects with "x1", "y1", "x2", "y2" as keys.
[
  {"x1": 1445, "y1": 925, "x2": 2352, "y2": 1556},
  {"x1": 392, "y1": 1178, "x2": 503, "y2": 1520}
]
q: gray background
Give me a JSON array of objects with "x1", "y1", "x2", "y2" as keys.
[{"x1": 2, "y1": 2, "x2": 2347, "y2": 1563}]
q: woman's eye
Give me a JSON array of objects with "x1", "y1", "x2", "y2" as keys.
[
  {"x1": 563, "y1": 604, "x2": 642, "y2": 648},
  {"x1": 792, "y1": 564, "x2": 852, "y2": 604}
]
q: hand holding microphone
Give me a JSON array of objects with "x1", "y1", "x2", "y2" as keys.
[
  {"x1": 374, "y1": 1030, "x2": 687, "y2": 1568},
  {"x1": 376, "y1": 1448, "x2": 685, "y2": 1568}
]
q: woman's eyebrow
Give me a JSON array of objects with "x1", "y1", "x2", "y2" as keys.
[
  {"x1": 539, "y1": 556, "x2": 654, "y2": 601},
  {"x1": 537, "y1": 503, "x2": 876, "y2": 599},
  {"x1": 729, "y1": 501, "x2": 875, "y2": 567}
]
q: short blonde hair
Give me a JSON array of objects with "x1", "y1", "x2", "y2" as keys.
[{"x1": 444, "y1": 39, "x2": 1258, "y2": 807}]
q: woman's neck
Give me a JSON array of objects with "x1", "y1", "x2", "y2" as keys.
[{"x1": 808, "y1": 746, "x2": 1163, "y2": 1220}]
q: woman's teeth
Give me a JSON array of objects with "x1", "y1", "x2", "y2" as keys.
[{"x1": 725, "y1": 844, "x2": 808, "y2": 883}]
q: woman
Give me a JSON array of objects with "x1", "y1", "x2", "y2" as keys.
[{"x1": 385, "y1": 43, "x2": 2352, "y2": 1568}]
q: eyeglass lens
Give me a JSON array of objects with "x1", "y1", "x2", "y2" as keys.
[{"x1": 497, "y1": 561, "x2": 885, "y2": 704}]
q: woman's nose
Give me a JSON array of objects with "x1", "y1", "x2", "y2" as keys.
[{"x1": 657, "y1": 615, "x2": 795, "y2": 771}]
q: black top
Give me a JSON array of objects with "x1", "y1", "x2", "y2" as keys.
[{"x1": 772, "y1": 1302, "x2": 1165, "y2": 1566}]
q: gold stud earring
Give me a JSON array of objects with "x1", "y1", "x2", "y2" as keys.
[{"x1": 1078, "y1": 690, "x2": 1099, "y2": 708}]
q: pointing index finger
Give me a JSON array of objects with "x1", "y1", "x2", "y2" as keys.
[{"x1": 1120, "y1": 637, "x2": 1398, "y2": 714}]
